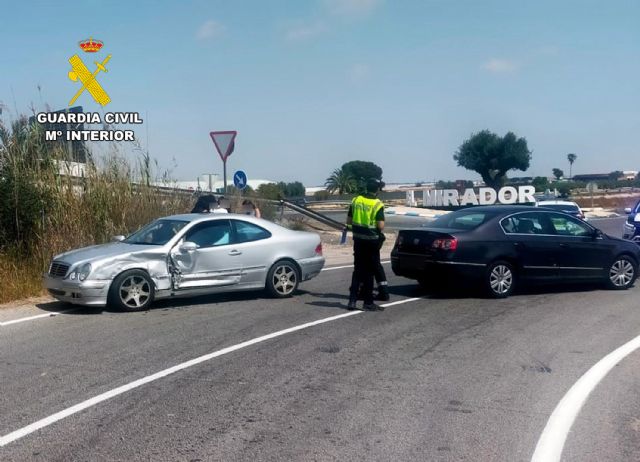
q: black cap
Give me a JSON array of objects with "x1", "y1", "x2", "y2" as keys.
[{"x1": 365, "y1": 178, "x2": 383, "y2": 193}]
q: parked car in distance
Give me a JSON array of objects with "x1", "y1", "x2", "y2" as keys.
[
  {"x1": 623, "y1": 199, "x2": 640, "y2": 243},
  {"x1": 391, "y1": 206, "x2": 640, "y2": 298},
  {"x1": 537, "y1": 200, "x2": 586, "y2": 220},
  {"x1": 44, "y1": 214, "x2": 325, "y2": 311}
]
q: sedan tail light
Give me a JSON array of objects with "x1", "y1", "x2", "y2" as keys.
[
  {"x1": 315, "y1": 243, "x2": 323, "y2": 256},
  {"x1": 432, "y1": 238, "x2": 458, "y2": 250}
]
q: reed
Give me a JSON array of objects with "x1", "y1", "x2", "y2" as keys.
[{"x1": 0, "y1": 116, "x2": 192, "y2": 303}]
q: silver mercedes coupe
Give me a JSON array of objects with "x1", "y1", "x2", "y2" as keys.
[{"x1": 44, "y1": 214, "x2": 325, "y2": 311}]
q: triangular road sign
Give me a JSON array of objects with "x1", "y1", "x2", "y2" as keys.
[{"x1": 210, "y1": 131, "x2": 237, "y2": 162}]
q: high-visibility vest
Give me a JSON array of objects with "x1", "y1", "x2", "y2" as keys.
[{"x1": 350, "y1": 195, "x2": 383, "y2": 240}]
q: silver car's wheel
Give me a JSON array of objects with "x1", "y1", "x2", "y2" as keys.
[
  {"x1": 606, "y1": 256, "x2": 636, "y2": 290},
  {"x1": 486, "y1": 261, "x2": 515, "y2": 298},
  {"x1": 109, "y1": 270, "x2": 155, "y2": 311},
  {"x1": 266, "y1": 260, "x2": 300, "y2": 298}
]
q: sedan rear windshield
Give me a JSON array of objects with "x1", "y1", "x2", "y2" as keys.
[
  {"x1": 427, "y1": 211, "x2": 496, "y2": 230},
  {"x1": 124, "y1": 219, "x2": 189, "y2": 245}
]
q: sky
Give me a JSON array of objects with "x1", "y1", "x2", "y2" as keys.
[{"x1": 0, "y1": 0, "x2": 639, "y2": 186}]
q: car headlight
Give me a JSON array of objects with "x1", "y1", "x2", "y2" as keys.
[
  {"x1": 78, "y1": 263, "x2": 92, "y2": 281},
  {"x1": 69, "y1": 263, "x2": 92, "y2": 281}
]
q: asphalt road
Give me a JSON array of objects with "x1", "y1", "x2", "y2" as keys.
[{"x1": 1, "y1": 217, "x2": 638, "y2": 461}]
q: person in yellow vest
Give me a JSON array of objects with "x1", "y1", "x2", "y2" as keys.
[{"x1": 346, "y1": 178, "x2": 386, "y2": 311}]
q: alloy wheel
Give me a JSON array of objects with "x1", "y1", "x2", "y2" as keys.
[
  {"x1": 490, "y1": 264, "x2": 513, "y2": 295},
  {"x1": 119, "y1": 275, "x2": 151, "y2": 308},
  {"x1": 609, "y1": 259, "x2": 635, "y2": 287},
  {"x1": 272, "y1": 264, "x2": 298, "y2": 296}
]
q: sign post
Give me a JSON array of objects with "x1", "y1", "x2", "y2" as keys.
[{"x1": 209, "y1": 131, "x2": 237, "y2": 194}]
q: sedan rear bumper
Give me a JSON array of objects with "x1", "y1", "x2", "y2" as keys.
[
  {"x1": 43, "y1": 274, "x2": 110, "y2": 307},
  {"x1": 391, "y1": 251, "x2": 486, "y2": 282},
  {"x1": 298, "y1": 256, "x2": 325, "y2": 281}
]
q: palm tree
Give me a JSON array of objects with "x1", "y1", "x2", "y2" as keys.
[
  {"x1": 567, "y1": 153, "x2": 577, "y2": 179},
  {"x1": 324, "y1": 168, "x2": 355, "y2": 195}
]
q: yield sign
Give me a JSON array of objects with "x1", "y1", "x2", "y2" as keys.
[{"x1": 210, "y1": 131, "x2": 237, "y2": 162}]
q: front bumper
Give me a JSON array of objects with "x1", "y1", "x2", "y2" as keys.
[
  {"x1": 43, "y1": 274, "x2": 110, "y2": 306},
  {"x1": 298, "y1": 256, "x2": 325, "y2": 281}
]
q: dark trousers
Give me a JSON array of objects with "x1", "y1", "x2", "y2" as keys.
[
  {"x1": 374, "y1": 237, "x2": 387, "y2": 285},
  {"x1": 349, "y1": 239, "x2": 378, "y2": 304}
]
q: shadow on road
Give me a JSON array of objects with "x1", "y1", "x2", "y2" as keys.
[{"x1": 35, "y1": 280, "x2": 629, "y2": 316}]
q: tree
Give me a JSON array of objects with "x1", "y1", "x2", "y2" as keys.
[
  {"x1": 324, "y1": 168, "x2": 356, "y2": 194},
  {"x1": 552, "y1": 168, "x2": 564, "y2": 180},
  {"x1": 277, "y1": 181, "x2": 305, "y2": 198},
  {"x1": 454, "y1": 130, "x2": 532, "y2": 190},
  {"x1": 567, "y1": 153, "x2": 577, "y2": 179},
  {"x1": 531, "y1": 176, "x2": 549, "y2": 191},
  {"x1": 256, "y1": 183, "x2": 282, "y2": 200},
  {"x1": 341, "y1": 161, "x2": 383, "y2": 183}
]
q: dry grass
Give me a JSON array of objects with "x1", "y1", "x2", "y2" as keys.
[{"x1": 0, "y1": 118, "x2": 194, "y2": 303}]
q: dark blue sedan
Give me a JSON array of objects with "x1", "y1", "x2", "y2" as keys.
[{"x1": 392, "y1": 206, "x2": 640, "y2": 298}]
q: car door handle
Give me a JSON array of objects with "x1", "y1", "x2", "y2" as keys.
[
  {"x1": 228, "y1": 249, "x2": 242, "y2": 256},
  {"x1": 559, "y1": 243, "x2": 569, "y2": 248},
  {"x1": 513, "y1": 242, "x2": 522, "y2": 247}
]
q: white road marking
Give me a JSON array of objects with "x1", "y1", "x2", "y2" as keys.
[
  {"x1": 0, "y1": 312, "x2": 68, "y2": 327},
  {"x1": 531, "y1": 333, "x2": 640, "y2": 462},
  {"x1": 322, "y1": 260, "x2": 390, "y2": 271},
  {"x1": 0, "y1": 296, "x2": 422, "y2": 447},
  {"x1": 0, "y1": 262, "x2": 383, "y2": 326}
]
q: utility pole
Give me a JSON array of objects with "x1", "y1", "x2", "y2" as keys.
[{"x1": 201, "y1": 173, "x2": 219, "y2": 192}]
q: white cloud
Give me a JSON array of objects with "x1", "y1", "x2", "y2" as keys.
[
  {"x1": 196, "y1": 20, "x2": 225, "y2": 40},
  {"x1": 325, "y1": 0, "x2": 383, "y2": 17},
  {"x1": 348, "y1": 63, "x2": 370, "y2": 83},
  {"x1": 285, "y1": 21, "x2": 327, "y2": 41},
  {"x1": 481, "y1": 58, "x2": 518, "y2": 73}
]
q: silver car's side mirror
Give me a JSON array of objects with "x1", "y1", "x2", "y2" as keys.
[
  {"x1": 179, "y1": 241, "x2": 198, "y2": 252},
  {"x1": 111, "y1": 235, "x2": 125, "y2": 242},
  {"x1": 624, "y1": 207, "x2": 632, "y2": 214}
]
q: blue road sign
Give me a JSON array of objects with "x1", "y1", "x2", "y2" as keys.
[{"x1": 233, "y1": 170, "x2": 248, "y2": 190}]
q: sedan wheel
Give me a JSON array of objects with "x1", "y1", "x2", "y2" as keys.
[
  {"x1": 266, "y1": 260, "x2": 300, "y2": 298},
  {"x1": 486, "y1": 261, "x2": 515, "y2": 298},
  {"x1": 606, "y1": 256, "x2": 637, "y2": 290},
  {"x1": 108, "y1": 270, "x2": 155, "y2": 311}
]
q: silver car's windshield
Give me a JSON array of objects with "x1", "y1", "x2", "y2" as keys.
[{"x1": 124, "y1": 219, "x2": 189, "y2": 245}]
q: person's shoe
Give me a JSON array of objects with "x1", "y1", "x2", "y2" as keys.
[
  {"x1": 375, "y1": 288, "x2": 390, "y2": 301},
  {"x1": 363, "y1": 303, "x2": 385, "y2": 311},
  {"x1": 347, "y1": 299, "x2": 358, "y2": 310}
]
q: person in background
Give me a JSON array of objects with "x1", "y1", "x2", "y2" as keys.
[
  {"x1": 212, "y1": 196, "x2": 230, "y2": 214},
  {"x1": 191, "y1": 194, "x2": 217, "y2": 213},
  {"x1": 346, "y1": 178, "x2": 386, "y2": 311},
  {"x1": 241, "y1": 200, "x2": 261, "y2": 218}
]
